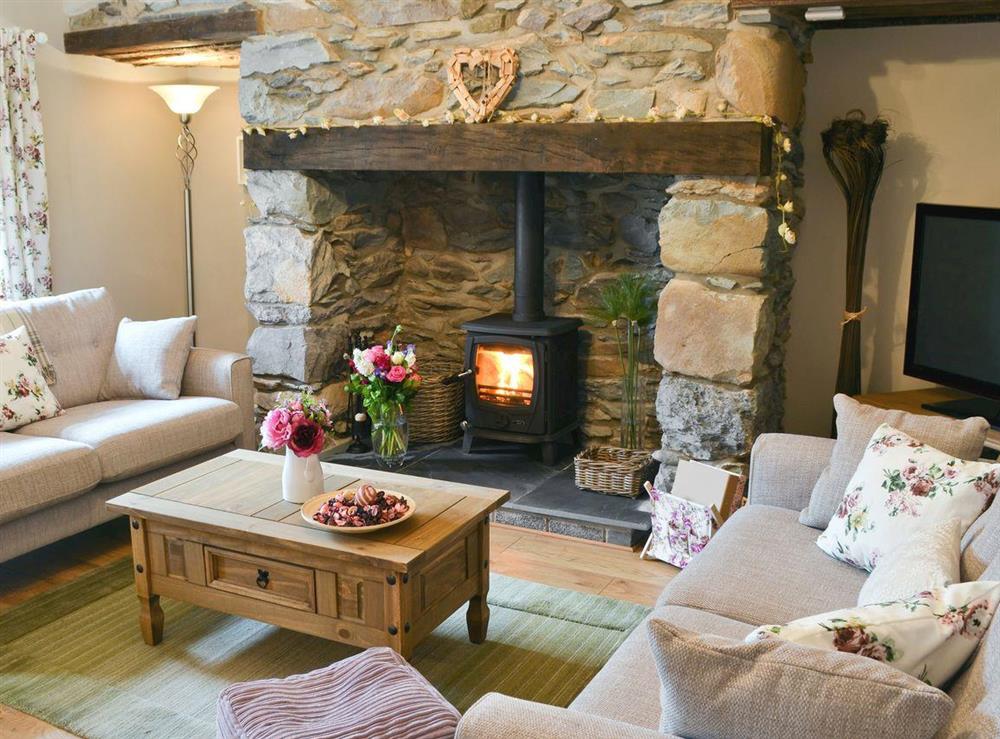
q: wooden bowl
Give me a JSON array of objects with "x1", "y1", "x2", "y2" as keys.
[{"x1": 300, "y1": 490, "x2": 417, "y2": 534}]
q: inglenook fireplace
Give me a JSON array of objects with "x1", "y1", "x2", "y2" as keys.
[{"x1": 461, "y1": 172, "x2": 582, "y2": 465}]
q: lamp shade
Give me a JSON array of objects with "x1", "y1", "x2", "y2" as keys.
[{"x1": 150, "y1": 84, "x2": 219, "y2": 115}]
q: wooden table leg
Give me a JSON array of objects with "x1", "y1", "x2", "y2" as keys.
[
  {"x1": 139, "y1": 595, "x2": 164, "y2": 646},
  {"x1": 466, "y1": 520, "x2": 490, "y2": 644},
  {"x1": 385, "y1": 570, "x2": 415, "y2": 660},
  {"x1": 129, "y1": 516, "x2": 163, "y2": 645}
]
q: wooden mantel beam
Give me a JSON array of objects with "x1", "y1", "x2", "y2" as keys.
[
  {"x1": 63, "y1": 8, "x2": 262, "y2": 67},
  {"x1": 242, "y1": 121, "x2": 773, "y2": 177}
]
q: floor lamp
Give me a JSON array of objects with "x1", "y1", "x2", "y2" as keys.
[{"x1": 149, "y1": 85, "x2": 218, "y2": 320}]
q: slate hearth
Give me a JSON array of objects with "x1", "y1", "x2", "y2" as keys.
[{"x1": 326, "y1": 442, "x2": 651, "y2": 548}]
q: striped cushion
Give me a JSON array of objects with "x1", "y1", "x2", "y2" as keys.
[{"x1": 216, "y1": 647, "x2": 460, "y2": 739}]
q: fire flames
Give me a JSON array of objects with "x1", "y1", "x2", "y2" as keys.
[{"x1": 475, "y1": 345, "x2": 534, "y2": 406}]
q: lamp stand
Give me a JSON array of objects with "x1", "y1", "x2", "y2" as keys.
[{"x1": 177, "y1": 113, "x2": 198, "y2": 320}]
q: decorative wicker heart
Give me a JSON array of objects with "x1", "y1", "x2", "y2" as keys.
[{"x1": 446, "y1": 48, "x2": 519, "y2": 123}]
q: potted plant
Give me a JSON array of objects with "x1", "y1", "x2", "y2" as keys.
[
  {"x1": 588, "y1": 273, "x2": 657, "y2": 449},
  {"x1": 575, "y1": 274, "x2": 657, "y2": 499}
]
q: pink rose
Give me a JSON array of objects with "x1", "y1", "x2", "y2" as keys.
[
  {"x1": 386, "y1": 365, "x2": 407, "y2": 383},
  {"x1": 857, "y1": 642, "x2": 889, "y2": 662},
  {"x1": 261, "y1": 408, "x2": 293, "y2": 450},
  {"x1": 832, "y1": 625, "x2": 870, "y2": 653},
  {"x1": 287, "y1": 417, "x2": 326, "y2": 457}
]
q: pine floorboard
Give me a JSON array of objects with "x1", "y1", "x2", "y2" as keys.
[{"x1": 0, "y1": 518, "x2": 677, "y2": 737}]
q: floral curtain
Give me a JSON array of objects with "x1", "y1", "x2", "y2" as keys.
[{"x1": 0, "y1": 28, "x2": 51, "y2": 301}]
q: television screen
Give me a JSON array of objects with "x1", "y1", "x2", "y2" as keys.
[{"x1": 905, "y1": 203, "x2": 1000, "y2": 400}]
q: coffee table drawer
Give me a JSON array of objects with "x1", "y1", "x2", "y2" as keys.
[{"x1": 205, "y1": 547, "x2": 316, "y2": 612}]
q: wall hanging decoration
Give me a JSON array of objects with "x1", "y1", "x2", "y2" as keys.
[
  {"x1": 821, "y1": 110, "x2": 890, "y2": 400},
  {"x1": 446, "y1": 47, "x2": 518, "y2": 123}
]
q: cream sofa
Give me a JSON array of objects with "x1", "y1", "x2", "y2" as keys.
[
  {"x1": 458, "y1": 433, "x2": 1000, "y2": 738},
  {"x1": 0, "y1": 288, "x2": 255, "y2": 563}
]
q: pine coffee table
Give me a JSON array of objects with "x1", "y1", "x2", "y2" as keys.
[{"x1": 107, "y1": 449, "x2": 509, "y2": 659}]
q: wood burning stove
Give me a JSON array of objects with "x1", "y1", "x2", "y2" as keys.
[{"x1": 461, "y1": 172, "x2": 581, "y2": 464}]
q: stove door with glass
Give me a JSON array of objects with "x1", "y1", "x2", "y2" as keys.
[{"x1": 464, "y1": 335, "x2": 545, "y2": 436}]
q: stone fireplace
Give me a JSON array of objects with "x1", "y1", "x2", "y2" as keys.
[{"x1": 72, "y1": 0, "x2": 809, "y2": 489}]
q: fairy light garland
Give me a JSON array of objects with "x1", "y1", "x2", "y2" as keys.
[
  {"x1": 239, "y1": 105, "x2": 718, "y2": 139},
  {"x1": 758, "y1": 114, "x2": 798, "y2": 248}
]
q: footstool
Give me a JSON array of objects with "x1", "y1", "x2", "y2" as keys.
[{"x1": 217, "y1": 647, "x2": 461, "y2": 739}]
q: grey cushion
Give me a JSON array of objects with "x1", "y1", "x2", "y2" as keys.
[
  {"x1": 647, "y1": 619, "x2": 954, "y2": 739},
  {"x1": 15, "y1": 398, "x2": 242, "y2": 481},
  {"x1": 0, "y1": 432, "x2": 101, "y2": 524},
  {"x1": 800, "y1": 394, "x2": 990, "y2": 529},
  {"x1": 944, "y1": 511, "x2": 1000, "y2": 737},
  {"x1": 962, "y1": 498, "x2": 1000, "y2": 581},
  {"x1": 748, "y1": 433, "x2": 836, "y2": 511},
  {"x1": 659, "y1": 505, "x2": 868, "y2": 625},
  {"x1": 12, "y1": 288, "x2": 118, "y2": 409},
  {"x1": 459, "y1": 694, "x2": 672, "y2": 739},
  {"x1": 943, "y1": 627, "x2": 1000, "y2": 738},
  {"x1": 570, "y1": 605, "x2": 754, "y2": 730},
  {"x1": 100, "y1": 316, "x2": 196, "y2": 400}
]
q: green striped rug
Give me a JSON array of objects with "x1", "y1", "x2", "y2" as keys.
[{"x1": 0, "y1": 559, "x2": 648, "y2": 739}]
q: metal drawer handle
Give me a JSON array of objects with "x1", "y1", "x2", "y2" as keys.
[{"x1": 256, "y1": 568, "x2": 269, "y2": 588}]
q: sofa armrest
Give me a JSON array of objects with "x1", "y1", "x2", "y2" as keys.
[
  {"x1": 457, "y1": 694, "x2": 674, "y2": 739},
  {"x1": 181, "y1": 347, "x2": 255, "y2": 450},
  {"x1": 747, "y1": 433, "x2": 835, "y2": 511}
]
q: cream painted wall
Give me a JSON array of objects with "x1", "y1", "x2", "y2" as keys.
[
  {"x1": 786, "y1": 23, "x2": 1000, "y2": 437},
  {"x1": 0, "y1": 1, "x2": 253, "y2": 353}
]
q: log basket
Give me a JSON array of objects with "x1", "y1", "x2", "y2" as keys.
[
  {"x1": 409, "y1": 360, "x2": 466, "y2": 444},
  {"x1": 574, "y1": 446, "x2": 655, "y2": 498}
]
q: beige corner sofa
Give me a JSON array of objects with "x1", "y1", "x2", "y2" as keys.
[
  {"x1": 458, "y1": 433, "x2": 1000, "y2": 738},
  {"x1": 0, "y1": 288, "x2": 256, "y2": 563}
]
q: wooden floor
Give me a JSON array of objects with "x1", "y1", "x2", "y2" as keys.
[{"x1": 0, "y1": 519, "x2": 676, "y2": 738}]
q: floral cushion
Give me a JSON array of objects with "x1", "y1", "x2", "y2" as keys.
[
  {"x1": 747, "y1": 580, "x2": 1000, "y2": 688},
  {"x1": 0, "y1": 326, "x2": 62, "y2": 431},
  {"x1": 817, "y1": 424, "x2": 1000, "y2": 571},
  {"x1": 858, "y1": 519, "x2": 962, "y2": 606}
]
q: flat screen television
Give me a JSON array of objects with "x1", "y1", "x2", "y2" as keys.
[{"x1": 904, "y1": 203, "x2": 1000, "y2": 429}]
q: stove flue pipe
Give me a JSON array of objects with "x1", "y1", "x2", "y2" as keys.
[{"x1": 513, "y1": 171, "x2": 546, "y2": 322}]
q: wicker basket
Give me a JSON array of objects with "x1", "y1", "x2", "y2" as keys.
[
  {"x1": 408, "y1": 360, "x2": 465, "y2": 444},
  {"x1": 574, "y1": 446, "x2": 655, "y2": 498}
]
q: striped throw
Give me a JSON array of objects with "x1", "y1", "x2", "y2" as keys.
[
  {"x1": 0, "y1": 304, "x2": 56, "y2": 384},
  {"x1": 216, "y1": 647, "x2": 461, "y2": 739}
]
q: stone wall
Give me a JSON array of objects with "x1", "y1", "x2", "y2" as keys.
[{"x1": 72, "y1": 0, "x2": 809, "y2": 472}]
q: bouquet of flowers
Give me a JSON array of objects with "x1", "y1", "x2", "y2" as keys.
[
  {"x1": 260, "y1": 393, "x2": 335, "y2": 458},
  {"x1": 345, "y1": 325, "x2": 421, "y2": 463}
]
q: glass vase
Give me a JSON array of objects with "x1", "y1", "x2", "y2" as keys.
[
  {"x1": 619, "y1": 319, "x2": 646, "y2": 450},
  {"x1": 371, "y1": 406, "x2": 409, "y2": 469}
]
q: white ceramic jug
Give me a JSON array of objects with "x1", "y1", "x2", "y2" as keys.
[{"x1": 282, "y1": 446, "x2": 324, "y2": 504}]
